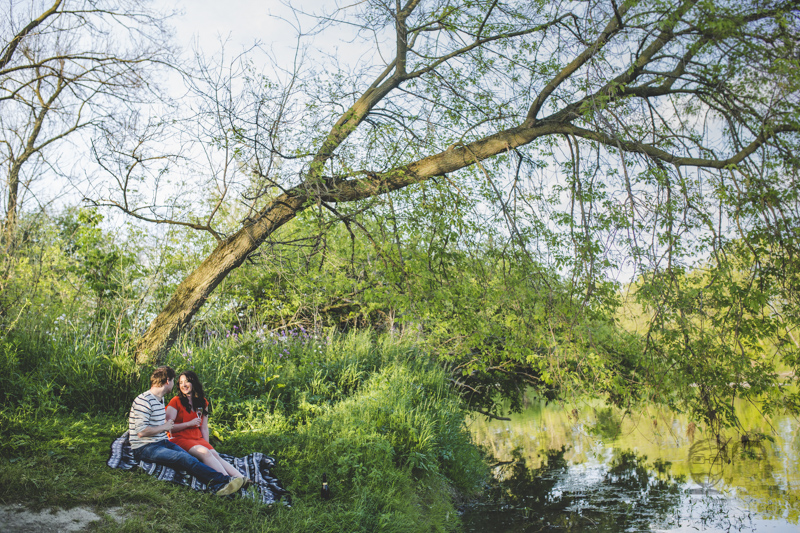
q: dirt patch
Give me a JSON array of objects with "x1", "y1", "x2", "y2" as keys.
[{"x1": 0, "y1": 503, "x2": 123, "y2": 532}]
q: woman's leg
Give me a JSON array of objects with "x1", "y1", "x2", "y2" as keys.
[
  {"x1": 210, "y1": 449, "x2": 245, "y2": 478},
  {"x1": 187, "y1": 445, "x2": 228, "y2": 475}
]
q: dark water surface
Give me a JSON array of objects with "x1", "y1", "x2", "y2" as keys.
[{"x1": 463, "y1": 401, "x2": 800, "y2": 532}]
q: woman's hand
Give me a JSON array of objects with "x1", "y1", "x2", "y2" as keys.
[{"x1": 172, "y1": 417, "x2": 201, "y2": 432}]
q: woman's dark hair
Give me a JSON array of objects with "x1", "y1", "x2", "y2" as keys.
[{"x1": 176, "y1": 371, "x2": 210, "y2": 416}]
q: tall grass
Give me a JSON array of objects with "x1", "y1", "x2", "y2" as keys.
[
  {"x1": 0, "y1": 328, "x2": 142, "y2": 416},
  {"x1": 0, "y1": 326, "x2": 488, "y2": 532}
]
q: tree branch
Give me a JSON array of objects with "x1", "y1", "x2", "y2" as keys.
[{"x1": 0, "y1": 0, "x2": 63, "y2": 72}]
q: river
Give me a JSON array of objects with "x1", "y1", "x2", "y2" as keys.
[{"x1": 463, "y1": 399, "x2": 800, "y2": 532}]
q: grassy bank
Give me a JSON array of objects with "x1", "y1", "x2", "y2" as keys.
[{"x1": 0, "y1": 328, "x2": 488, "y2": 532}]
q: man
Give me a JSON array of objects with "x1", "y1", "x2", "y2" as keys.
[{"x1": 128, "y1": 366, "x2": 244, "y2": 496}]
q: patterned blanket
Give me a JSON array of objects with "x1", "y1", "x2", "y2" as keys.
[{"x1": 107, "y1": 432, "x2": 290, "y2": 506}]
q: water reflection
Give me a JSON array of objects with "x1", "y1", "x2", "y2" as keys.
[{"x1": 464, "y1": 400, "x2": 800, "y2": 532}]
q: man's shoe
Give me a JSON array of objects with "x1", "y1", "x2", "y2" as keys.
[{"x1": 215, "y1": 477, "x2": 244, "y2": 496}]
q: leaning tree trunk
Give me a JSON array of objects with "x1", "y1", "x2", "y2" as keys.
[
  {"x1": 134, "y1": 194, "x2": 305, "y2": 364},
  {"x1": 131, "y1": 0, "x2": 796, "y2": 365},
  {"x1": 133, "y1": 123, "x2": 563, "y2": 364},
  {"x1": 133, "y1": 109, "x2": 773, "y2": 364}
]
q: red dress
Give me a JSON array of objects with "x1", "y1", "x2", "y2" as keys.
[{"x1": 167, "y1": 396, "x2": 214, "y2": 451}]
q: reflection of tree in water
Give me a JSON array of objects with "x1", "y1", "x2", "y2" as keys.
[
  {"x1": 723, "y1": 437, "x2": 799, "y2": 525},
  {"x1": 463, "y1": 447, "x2": 684, "y2": 532}
]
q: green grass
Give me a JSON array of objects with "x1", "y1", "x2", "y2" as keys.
[{"x1": 0, "y1": 328, "x2": 488, "y2": 532}]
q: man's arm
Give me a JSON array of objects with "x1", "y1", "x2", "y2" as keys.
[
  {"x1": 137, "y1": 419, "x2": 173, "y2": 438},
  {"x1": 130, "y1": 394, "x2": 171, "y2": 438}
]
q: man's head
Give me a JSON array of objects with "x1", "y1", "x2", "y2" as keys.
[{"x1": 150, "y1": 366, "x2": 176, "y2": 390}]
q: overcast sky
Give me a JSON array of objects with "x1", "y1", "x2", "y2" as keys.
[{"x1": 170, "y1": 0, "x2": 326, "y2": 57}]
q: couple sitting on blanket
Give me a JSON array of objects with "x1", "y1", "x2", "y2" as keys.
[{"x1": 129, "y1": 366, "x2": 250, "y2": 496}]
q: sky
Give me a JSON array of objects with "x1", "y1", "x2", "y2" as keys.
[{"x1": 170, "y1": 0, "x2": 326, "y2": 58}]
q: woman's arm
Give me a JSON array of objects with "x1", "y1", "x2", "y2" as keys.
[
  {"x1": 166, "y1": 405, "x2": 200, "y2": 433},
  {"x1": 201, "y1": 415, "x2": 209, "y2": 442}
]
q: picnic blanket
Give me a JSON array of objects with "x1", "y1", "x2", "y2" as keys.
[{"x1": 107, "y1": 431, "x2": 290, "y2": 506}]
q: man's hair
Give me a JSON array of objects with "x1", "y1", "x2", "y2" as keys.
[{"x1": 150, "y1": 366, "x2": 175, "y2": 387}]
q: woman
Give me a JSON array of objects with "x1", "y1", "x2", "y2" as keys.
[{"x1": 166, "y1": 371, "x2": 248, "y2": 485}]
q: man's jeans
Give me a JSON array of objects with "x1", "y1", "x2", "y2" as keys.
[{"x1": 133, "y1": 439, "x2": 229, "y2": 491}]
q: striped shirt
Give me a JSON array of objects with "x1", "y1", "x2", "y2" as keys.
[{"x1": 128, "y1": 391, "x2": 166, "y2": 450}]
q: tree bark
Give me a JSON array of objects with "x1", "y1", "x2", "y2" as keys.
[
  {"x1": 3, "y1": 163, "x2": 20, "y2": 246},
  {"x1": 135, "y1": 194, "x2": 304, "y2": 363},
  {"x1": 134, "y1": 110, "x2": 793, "y2": 363}
]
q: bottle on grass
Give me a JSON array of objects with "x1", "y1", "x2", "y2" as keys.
[{"x1": 321, "y1": 473, "x2": 331, "y2": 501}]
